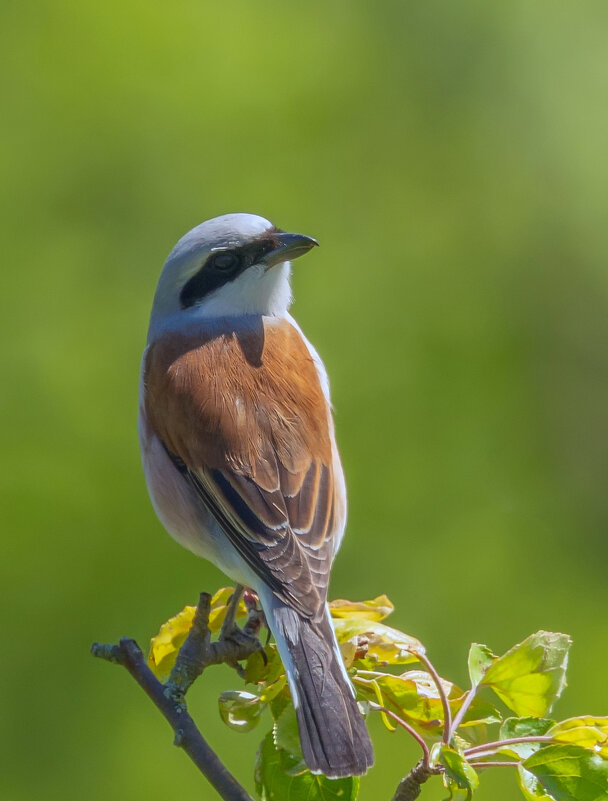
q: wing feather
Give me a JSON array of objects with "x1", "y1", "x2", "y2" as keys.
[{"x1": 145, "y1": 318, "x2": 342, "y2": 618}]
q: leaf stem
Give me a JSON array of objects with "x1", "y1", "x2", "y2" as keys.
[
  {"x1": 465, "y1": 736, "x2": 553, "y2": 757},
  {"x1": 468, "y1": 761, "x2": 519, "y2": 770},
  {"x1": 368, "y1": 701, "x2": 431, "y2": 767},
  {"x1": 415, "y1": 651, "x2": 452, "y2": 745},
  {"x1": 448, "y1": 687, "x2": 476, "y2": 738}
]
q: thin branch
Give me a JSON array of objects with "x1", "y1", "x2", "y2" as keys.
[
  {"x1": 468, "y1": 761, "x2": 519, "y2": 770},
  {"x1": 368, "y1": 701, "x2": 431, "y2": 766},
  {"x1": 465, "y1": 736, "x2": 553, "y2": 757},
  {"x1": 91, "y1": 638, "x2": 254, "y2": 801},
  {"x1": 415, "y1": 651, "x2": 452, "y2": 745},
  {"x1": 92, "y1": 591, "x2": 264, "y2": 801}
]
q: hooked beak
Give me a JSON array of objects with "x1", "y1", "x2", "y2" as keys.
[{"x1": 260, "y1": 232, "x2": 319, "y2": 270}]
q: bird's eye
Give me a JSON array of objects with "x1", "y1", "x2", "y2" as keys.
[{"x1": 210, "y1": 251, "x2": 239, "y2": 271}]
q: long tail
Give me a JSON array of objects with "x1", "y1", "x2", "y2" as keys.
[{"x1": 265, "y1": 595, "x2": 374, "y2": 778}]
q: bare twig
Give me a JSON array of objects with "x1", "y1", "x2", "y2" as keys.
[{"x1": 92, "y1": 591, "x2": 263, "y2": 801}]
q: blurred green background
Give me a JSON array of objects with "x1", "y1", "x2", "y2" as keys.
[{"x1": 2, "y1": 1, "x2": 607, "y2": 799}]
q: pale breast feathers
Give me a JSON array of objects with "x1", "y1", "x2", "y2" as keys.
[{"x1": 144, "y1": 318, "x2": 338, "y2": 616}]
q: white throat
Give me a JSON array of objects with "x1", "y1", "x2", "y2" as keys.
[
  {"x1": 147, "y1": 261, "x2": 292, "y2": 342},
  {"x1": 196, "y1": 261, "x2": 292, "y2": 318}
]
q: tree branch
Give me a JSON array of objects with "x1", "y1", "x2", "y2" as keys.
[
  {"x1": 91, "y1": 591, "x2": 263, "y2": 801},
  {"x1": 391, "y1": 760, "x2": 433, "y2": 801}
]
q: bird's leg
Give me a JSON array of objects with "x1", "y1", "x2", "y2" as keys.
[
  {"x1": 219, "y1": 585, "x2": 266, "y2": 676},
  {"x1": 219, "y1": 584, "x2": 245, "y2": 641}
]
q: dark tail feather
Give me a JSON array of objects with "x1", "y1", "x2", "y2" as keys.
[{"x1": 271, "y1": 602, "x2": 374, "y2": 778}]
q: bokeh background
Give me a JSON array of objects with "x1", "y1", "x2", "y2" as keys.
[{"x1": 2, "y1": 2, "x2": 608, "y2": 799}]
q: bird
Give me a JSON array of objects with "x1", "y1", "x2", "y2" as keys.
[{"x1": 138, "y1": 212, "x2": 374, "y2": 778}]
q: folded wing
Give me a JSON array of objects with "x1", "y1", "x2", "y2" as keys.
[{"x1": 144, "y1": 318, "x2": 342, "y2": 618}]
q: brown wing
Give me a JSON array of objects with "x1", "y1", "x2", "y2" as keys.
[{"x1": 144, "y1": 317, "x2": 340, "y2": 618}]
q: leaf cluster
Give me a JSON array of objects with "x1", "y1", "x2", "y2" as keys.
[{"x1": 148, "y1": 591, "x2": 608, "y2": 801}]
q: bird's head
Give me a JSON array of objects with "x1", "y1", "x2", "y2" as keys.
[{"x1": 148, "y1": 213, "x2": 318, "y2": 338}]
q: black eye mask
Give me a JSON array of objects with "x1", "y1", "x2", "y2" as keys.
[{"x1": 179, "y1": 233, "x2": 280, "y2": 309}]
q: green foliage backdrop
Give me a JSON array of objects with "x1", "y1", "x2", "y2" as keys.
[{"x1": 1, "y1": 2, "x2": 607, "y2": 800}]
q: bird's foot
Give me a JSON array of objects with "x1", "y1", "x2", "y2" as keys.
[
  {"x1": 219, "y1": 589, "x2": 267, "y2": 676},
  {"x1": 218, "y1": 623, "x2": 265, "y2": 677}
]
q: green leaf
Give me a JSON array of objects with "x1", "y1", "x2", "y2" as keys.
[
  {"x1": 269, "y1": 687, "x2": 290, "y2": 722},
  {"x1": 255, "y1": 731, "x2": 359, "y2": 801},
  {"x1": 329, "y1": 595, "x2": 395, "y2": 621},
  {"x1": 332, "y1": 617, "x2": 423, "y2": 666},
  {"x1": 498, "y1": 717, "x2": 555, "y2": 759},
  {"x1": 524, "y1": 744, "x2": 608, "y2": 801},
  {"x1": 273, "y1": 705, "x2": 302, "y2": 759},
  {"x1": 549, "y1": 718, "x2": 608, "y2": 758},
  {"x1": 443, "y1": 779, "x2": 474, "y2": 801},
  {"x1": 468, "y1": 643, "x2": 497, "y2": 688},
  {"x1": 482, "y1": 631, "x2": 571, "y2": 717},
  {"x1": 518, "y1": 766, "x2": 555, "y2": 801},
  {"x1": 245, "y1": 644, "x2": 284, "y2": 686},
  {"x1": 218, "y1": 690, "x2": 263, "y2": 733},
  {"x1": 260, "y1": 675, "x2": 288, "y2": 705},
  {"x1": 439, "y1": 745, "x2": 479, "y2": 800},
  {"x1": 244, "y1": 643, "x2": 288, "y2": 709}
]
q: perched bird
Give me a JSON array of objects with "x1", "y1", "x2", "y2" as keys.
[{"x1": 138, "y1": 213, "x2": 373, "y2": 777}]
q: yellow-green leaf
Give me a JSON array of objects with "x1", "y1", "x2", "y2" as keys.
[
  {"x1": 356, "y1": 670, "x2": 499, "y2": 733},
  {"x1": 148, "y1": 605, "x2": 196, "y2": 680},
  {"x1": 407, "y1": 669, "x2": 500, "y2": 729},
  {"x1": 340, "y1": 638, "x2": 359, "y2": 669},
  {"x1": 482, "y1": 631, "x2": 571, "y2": 717},
  {"x1": 549, "y1": 718, "x2": 608, "y2": 758},
  {"x1": 329, "y1": 595, "x2": 395, "y2": 621},
  {"x1": 468, "y1": 643, "x2": 497, "y2": 688},
  {"x1": 357, "y1": 672, "x2": 438, "y2": 728},
  {"x1": 333, "y1": 617, "x2": 423, "y2": 666}
]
